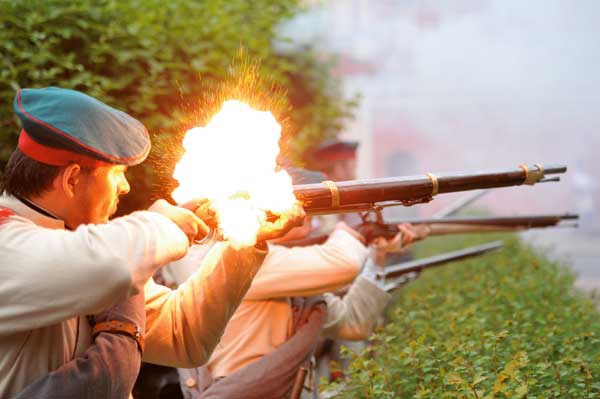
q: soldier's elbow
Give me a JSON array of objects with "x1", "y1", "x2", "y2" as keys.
[{"x1": 96, "y1": 255, "x2": 135, "y2": 295}]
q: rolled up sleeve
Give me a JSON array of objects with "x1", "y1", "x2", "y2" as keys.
[
  {"x1": 142, "y1": 243, "x2": 268, "y2": 367},
  {"x1": 244, "y1": 229, "x2": 369, "y2": 300},
  {"x1": 322, "y1": 276, "x2": 391, "y2": 340}
]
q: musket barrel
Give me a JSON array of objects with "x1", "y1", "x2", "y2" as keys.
[
  {"x1": 540, "y1": 164, "x2": 567, "y2": 174},
  {"x1": 396, "y1": 213, "x2": 579, "y2": 228},
  {"x1": 293, "y1": 164, "x2": 566, "y2": 214},
  {"x1": 381, "y1": 241, "x2": 504, "y2": 280}
]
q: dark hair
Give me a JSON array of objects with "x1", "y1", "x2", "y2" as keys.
[{"x1": 1, "y1": 148, "x2": 63, "y2": 198}]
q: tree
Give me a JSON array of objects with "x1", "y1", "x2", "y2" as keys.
[{"x1": 0, "y1": 0, "x2": 353, "y2": 212}]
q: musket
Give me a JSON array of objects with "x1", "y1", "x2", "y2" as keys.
[
  {"x1": 382, "y1": 241, "x2": 504, "y2": 292},
  {"x1": 279, "y1": 213, "x2": 577, "y2": 247},
  {"x1": 293, "y1": 164, "x2": 565, "y2": 218},
  {"x1": 390, "y1": 213, "x2": 579, "y2": 236},
  {"x1": 200, "y1": 164, "x2": 566, "y2": 244}
]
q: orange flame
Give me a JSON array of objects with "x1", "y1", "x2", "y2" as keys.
[{"x1": 172, "y1": 100, "x2": 296, "y2": 247}]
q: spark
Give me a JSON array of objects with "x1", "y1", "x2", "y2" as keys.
[{"x1": 172, "y1": 100, "x2": 296, "y2": 247}]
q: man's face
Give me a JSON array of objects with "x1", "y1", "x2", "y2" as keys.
[
  {"x1": 74, "y1": 165, "x2": 130, "y2": 225},
  {"x1": 329, "y1": 158, "x2": 357, "y2": 181}
]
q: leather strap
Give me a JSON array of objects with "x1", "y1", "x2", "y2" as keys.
[{"x1": 92, "y1": 321, "x2": 144, "y2": 354}]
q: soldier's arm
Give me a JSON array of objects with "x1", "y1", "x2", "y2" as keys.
[
  {"x1": 0, "y1": 211, "x2": 187, "y2": 336},
  {"x1": 15, "y1": 294, "x2": 145, "y2": 399},
  {"x1": 244, "y1": 227, "x2": 369, "y2": 300},
  {"x1": 321, "y1": 276, "x2": 391, "y2": 340},
  {"x1": 142, "y1": 242, "x2": 268, "y2": 368},
  {"x1": 15, "y1": 334, "x2": 140, "y2": 399},
  {"x1": 140, "y1": 203, "x2": 304, "y2": 368}
]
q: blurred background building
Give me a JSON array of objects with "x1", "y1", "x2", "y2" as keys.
[{"x1": 280, "y1": 0, "x2": 600, "y2": 290}]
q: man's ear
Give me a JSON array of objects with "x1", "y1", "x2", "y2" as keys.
[{"x1": 59, "y1": 164, "x2": 82, "y2": 199}]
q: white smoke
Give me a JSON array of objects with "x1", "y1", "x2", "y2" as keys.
[{"x1": 280, "y1": 0, "x2": 600, "y2": 222}]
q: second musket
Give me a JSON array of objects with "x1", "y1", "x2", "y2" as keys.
[{"x1": 293, "y1": 163, "x2": 565, "y2": 215}]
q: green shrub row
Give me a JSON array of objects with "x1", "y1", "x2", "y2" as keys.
[
  {"x1": 0, "y1": 0, "x2": 354, "y2": 211},
  {"x1": 326, "y1": 234, "x2": 600, "y2": 398}
]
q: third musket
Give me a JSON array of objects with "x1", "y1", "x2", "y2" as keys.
[
  {"x1": 292, "y1": 163, "x2": 566, "y2": 215},
  {"x1": 382, "y1": 241, "x2": 504, "y2": 292}
]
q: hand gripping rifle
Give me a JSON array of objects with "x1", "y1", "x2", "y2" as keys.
[{"x1": 382, "y1": 241, "x2": 504, "y2": 292}]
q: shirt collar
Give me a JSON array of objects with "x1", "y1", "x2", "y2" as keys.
[{"x1": 0, "y1": 193, "x2": 65, "y2": 230}]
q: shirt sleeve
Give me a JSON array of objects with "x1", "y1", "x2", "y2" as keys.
[
  {"x1": 321, "y1": 276, "x2": 392, "y2": 340},
  {"x1": 160, "y1": 244, "x2": 215, "y2": 287},
  {"x1": 142, "y1": 243, "x2": 268, "y2": 368},
  {"x1": 0, "y1": 212, "x2": 188, "y2": 336},
  {"x1": 243, "y1": 228, "x2": 369, "y2": 300}
]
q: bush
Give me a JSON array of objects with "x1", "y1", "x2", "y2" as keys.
[
  {"x1": 325, "y1": 234, "x2": 600, "y2": 398},
  {"x1": 0, "y1": 0, "x2": 353, "y2": 212}
]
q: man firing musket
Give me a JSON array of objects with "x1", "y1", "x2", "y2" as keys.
[{"x1": 0, "y1": 88, "x2": 305, "y2": 398}]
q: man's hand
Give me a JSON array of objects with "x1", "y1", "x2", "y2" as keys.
[
  {"x1": 371, "y1": 223, "x2": 430, "y2": 266},
  {"x1": 335, "y1": 221, "x2": 367, "y2": 245},
  {"x1": 179, "y1": 198, "x2": 218, "y2": 228},
  {"x1": 149, "y1": 199, "x2": 210, "y2": 245},
  {"x1": 396, "y1": 223, "x2": 431, "y2": 245},
  {"x1": 256, "y1": 202, "x2": 306, "y2": 243}
]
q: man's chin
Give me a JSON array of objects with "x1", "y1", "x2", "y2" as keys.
[
  {"x1": 109, "y1": 201, "x2": 119, "y2": 217},
  {"x1": 102, "y1": 210, "x2": 116, "y2": 223}
]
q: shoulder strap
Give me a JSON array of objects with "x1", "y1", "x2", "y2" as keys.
[
  {"x1": 291, "y1": 295, "x2": 326, "y2": 335},
  {"x1": 189, "y1": 299, "x2": 327, "y2": 399}
]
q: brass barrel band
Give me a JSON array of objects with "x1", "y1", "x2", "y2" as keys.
[
  {"x1": 519, "y1": 164, "x2": 529, "y2": 184},
  {"x1": 194, "y1": 227, "x2": 215, "y2": 245},
  {"x1": 426, "y1": 173, "x2": 439, "y2": 196},
  {"x1": 323, "y1": 180, "x2": 341, "y2": 208},
  {"x1": 521, "y1": 163, "x2": 544, "y2": 185}
]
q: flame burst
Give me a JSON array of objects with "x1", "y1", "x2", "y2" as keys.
[{"x1": 172, "y1": 100, "x2": 296, "y2": 247}]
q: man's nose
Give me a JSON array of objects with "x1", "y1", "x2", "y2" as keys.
[{"x1": 119, "y1": 175, "x2": 131, "y2": 195}]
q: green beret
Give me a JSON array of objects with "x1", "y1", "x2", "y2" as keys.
[{"x1": 14, "y1": 87, "x2": 150, "y2": 166}]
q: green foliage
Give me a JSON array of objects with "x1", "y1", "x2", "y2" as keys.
[
  {"x1": 0, "y1": 0, "x2": 353, "y2": 211},
  {"x1": 325, "y1": 234, "x2": 600, "y2": 398}
]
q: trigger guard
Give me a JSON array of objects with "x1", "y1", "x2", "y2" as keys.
[{"x1": 194, "y1": 227, "x2": 216, "y2": 245}]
